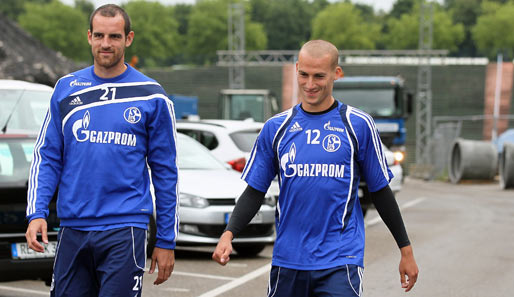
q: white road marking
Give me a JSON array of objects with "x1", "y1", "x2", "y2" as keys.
[
  {"x1": 197, "y1": 263, "x2": 271, "y2": 297},
  {"x1": 145, "y1": 268, "x2": 236, "y2": 281},
  {"x1": 365, "y1": 197, "x2": 426, "y2": 227},
  {"x1": 0, "y1": 285, "x2": 49, "y2": 296},
  {"x1": 226, "y1": 263, "x2": 248, "y2": 268},
  {"x1": 161, "y1": 287, "x2": 190, "y2": 292},
  {"x1": 173, "y1": 271, "x2": 236, "y2": 281}
]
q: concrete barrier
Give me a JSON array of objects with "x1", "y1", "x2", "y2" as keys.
[
  {"x1": 500, "y1": 142, "x2": 514, "y2": 189},
  {"x1": 449, "y1": 138, "x2": 497, "y2": 183}
]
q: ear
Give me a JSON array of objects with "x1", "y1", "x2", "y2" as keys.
[
  {"x1": 295, "y1": 61, "x2": 299, "y2": 72},
  {"x1": 335, "y1": 66, "x2": 343, "y2": 79},
  {"x1": 87, "y1": 29, "x2": 92, "y2": 46},
  {"x1": 125, "y1": 31, "x2": 134, "y2": 47}
]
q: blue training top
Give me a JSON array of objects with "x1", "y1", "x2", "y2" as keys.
[
  {"x1": 242, "y1": 102, "x2": 392, "y2": 269},
  {"x1": 26, "y1": 64, "x2": 179, "y2": 249}
]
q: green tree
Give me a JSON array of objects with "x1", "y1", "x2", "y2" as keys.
[
  {"x1": 123, "y1": 1, "x2": 180, "y2": 67},
  {"x1": 74, "y1": 0, "x2": 94, "y2": 19},
  {"x1": 311, "y1": 2, "x2": 380, "y2": 50},
  {"x1": 186, "y1": 0, "x2": 267, "y2": 65},
  {"x1": 383, "y1": 3, "x2": 465, "y2": 52},
  {"x1": 0, "y1": 0, "x2": 51, "y2": 20},
  {"x1": 249, "y1": 0, "x2": 316, "y2": 49},
  {"x1": 390, "y1": 0, "x2": 416, "y2": 18},
  {"x1": 472, "y1": 0, "x2": 514, "y2": 59},
  {"x1": 18, "y1": 0, "x2": 90, "y2": 62}
]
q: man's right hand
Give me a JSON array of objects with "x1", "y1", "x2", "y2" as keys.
[
  {"x1": 25, "y1": 218, "x2": 48, "y2": 253},
  {"x1": 212, "y1": 231, "x2": 234, "y2": 265}
]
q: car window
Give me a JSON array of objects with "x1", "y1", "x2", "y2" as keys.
[
  {"x1": 0, "y1": 89, "x2": 51, "y2": 133},
  {"x1": 229, "y1": 129, "x2": 260, "y2": 152},
  {"x1": 0, "y1": 139, "x2": 35, "y2": 183},
  {"x1": 177, "y1": 134, "x2": 226, "y2": 170},
  {"x1": 176, "y1": 129, "x2": 219, "y2": 150}
]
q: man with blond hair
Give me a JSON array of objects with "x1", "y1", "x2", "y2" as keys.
[{"x1": 213, "y1": 40, "x2": 418, "y2": 296}]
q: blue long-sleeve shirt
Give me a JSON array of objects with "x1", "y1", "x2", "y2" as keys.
[{"x1": 26, "y1": 64, "x2": 179, "y2": 249}]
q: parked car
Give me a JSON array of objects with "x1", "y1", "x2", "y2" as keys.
[
  {"x1": 147, "y1": 133, "x2": 276, "y2": 257},
  {"x1": 0, "y1": 80, "x2": 55, "y2": 284},
  {"x1": 176, "y1": 119, "x2": 264, "y2": 172},
  {"x1": 359, "y1": 143, "x2": 403, "y2": 216}
]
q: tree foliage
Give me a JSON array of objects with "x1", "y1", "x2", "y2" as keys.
[
  {"x1": 186, "y1": 0, "x2": 267, "y2": 65},
  {"x1": 18, "y1": 0, "x2": 90, "y2": 62},
  {"x1": 123, "y1": 1, "x2": 180, "y2": 67},
  {"x1": 311, "y1": 2, "x2": 380, "y2": 50},
  {"x1": 382, "y1": 3, "x2": 465, "y2": 52},
  {"x1": 250, "y1": 0, "x2": 315, "y2": 49},
  {"x1": 472, "y1": 0, "x2": 514, "y2": 58}
]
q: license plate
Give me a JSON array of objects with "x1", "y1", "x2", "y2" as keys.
[
  {"x1": 224, "y1": 212, "x2": 263, "y2": 224},
  {"x1": 11, "y1": 242, "x2": 57, "y2": 259}
]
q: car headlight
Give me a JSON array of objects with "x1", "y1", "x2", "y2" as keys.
[
  {"x1": 264, "y1": 194, "x2": 276, "y2": 207},
  {"x1": 180, "y1": 193, "x2": 209, "y2": 208},
  {"x1": 393, "y1": 151, "x2": 405, "y2": 164}
]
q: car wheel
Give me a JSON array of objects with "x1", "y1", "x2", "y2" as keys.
[
  {"x1": 147, "y1": 216, "x2": 157, "y2": 259},
  {"x1": 233, "y1": 244, "x2": 266, "y2": 257}
]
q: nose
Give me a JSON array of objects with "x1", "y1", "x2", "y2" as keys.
[
  {"x1": 305, "y1": 76, "x2": 315, "y2": 89},
  {"x1": 100, "y1": 36, "x2": 111, "y2": 49}
]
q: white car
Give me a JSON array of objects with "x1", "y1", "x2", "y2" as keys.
[
  {"x1": 176, "y1": 119, "x2": 264, "y2": 172},
  {"x1": 148, "y1": 133, "x2": 276, "y2": 257},
  {"x1": 0, "y1": 80, "x2": 55, "y2": 284}
]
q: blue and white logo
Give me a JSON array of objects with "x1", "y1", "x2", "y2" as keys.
[
  {"x1": 322, "y1": 134, "x2": 341, "y2": 152},
  {"x1": 72, "y1": 111, "x2": 90, "y2": 142},
  {"x1": 124, "y1": 107, "x2": 141, "y2": 124}
]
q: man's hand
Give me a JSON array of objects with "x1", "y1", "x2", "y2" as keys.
[
  {"x1": 212, "y1": 231, "x2": 233, "y2": 265},
  {"x1": 399, "y1": 245, "x2": 419, "y2": 292},
  {"x1": 25, "y1": 218, "x2": 48, "y2": 253},
  {"x1": 149, "y1": 247, "x2": 175, "y2": 285}
]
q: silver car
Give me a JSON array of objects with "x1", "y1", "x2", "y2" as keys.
[{"x1": 148, "y1": 133, "x2": 276, "y2": 257}]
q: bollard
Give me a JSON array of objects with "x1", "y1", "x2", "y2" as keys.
[
  {"x1": 449, "y1": 138, "x2": 497, "y2": 184},
  {"x1": 500, "y1": 142, "x2": 514, "y2": 189}
]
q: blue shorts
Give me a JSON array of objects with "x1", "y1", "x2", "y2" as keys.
[
  {"x1": 267, "y1": 265, "x2": 364, "y2": 297},
  {"x1": 50, "y1": 227, "x2": 147, "y2": 297}
]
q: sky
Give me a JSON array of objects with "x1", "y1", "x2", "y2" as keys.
[{"x1": 61, "y1": 0, "x2": 400, "y2": 13}]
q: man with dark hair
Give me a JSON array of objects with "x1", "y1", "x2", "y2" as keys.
[
  {"x1": 213, "y1": 40, "x2": 419, "y2": 296},
  {"x1": 25, "y1": 4, "x2": 178, "y2": 296}
]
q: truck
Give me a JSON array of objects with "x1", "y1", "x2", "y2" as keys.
[
  {"x1": 332, "y1": 76, "x2": 413, "y2": 156},
  {"x1": 218, "y1": 89, "x2": 279, "y2": 123},
  {"x1": 333, "y1": 76, "x2": 413, "y2": 215}
]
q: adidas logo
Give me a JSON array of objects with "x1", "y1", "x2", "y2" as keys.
[
  {"x1": 289, "y1": 121, "x2": 303, "y2": 132},
  {"x1": 70, "y1": 96, "x2": 83, "y2": 105}
]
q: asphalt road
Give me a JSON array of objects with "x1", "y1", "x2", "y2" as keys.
[{"x1": 1, "y1": 178, "x2": 513, "y2": 297}]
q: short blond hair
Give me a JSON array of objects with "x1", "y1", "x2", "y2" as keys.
[{"x1": 299, "y1": 40, "x2": 339, "y2": 69}]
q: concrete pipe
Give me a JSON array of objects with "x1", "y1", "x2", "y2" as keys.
[
  {"x1": 449, "y1": 138, "x2": 498, "y2": 184},
  {"x1": 499, "y1": 142, "x2": 514, "y2": 189}
]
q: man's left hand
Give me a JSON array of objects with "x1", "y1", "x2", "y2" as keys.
[
  {"x1": 399, "y1": 245, "x2": 419, "y2": 292},
  {"x1": 149, "y1": 247, "x2": 175, "y2": 285}
]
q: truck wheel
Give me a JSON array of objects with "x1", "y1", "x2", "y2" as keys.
[{"x1": 233, "y1": 244, "x2": 266, "y2": 257}]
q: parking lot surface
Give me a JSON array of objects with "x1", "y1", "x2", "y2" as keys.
[{"x1": 1, "y1": 178, "x2": 514, "y2": 297}]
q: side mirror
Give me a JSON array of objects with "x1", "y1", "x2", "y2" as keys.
[{"x1": 406, "y1": 93, "x2": 414, "y2": 116}]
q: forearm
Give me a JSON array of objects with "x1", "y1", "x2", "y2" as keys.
[
  {"x1": 225, "y1": 185, "x2": 266, "y2": 237},
  {"x1": 370, "y1": 185, "x2": 410, "y2": 248}
]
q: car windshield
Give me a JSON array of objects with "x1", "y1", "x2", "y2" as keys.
[
  {"x1": 177, "y1": 134, "x2": 227, "y2": 170},
  {"x1": 0, "y1": 89, "x2": 51, "y2": 133},
  {"x1": 333, "y1": 88, "x2": 395, "y2": 117},
  {"x1": 229, "y1": 129, "x2": 260, "y2": 152}
]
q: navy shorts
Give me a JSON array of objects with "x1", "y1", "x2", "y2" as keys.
[
  {"x1": 267, "y1": 265, "x2": 364, "y2": 297},
  {"x1": 50, "y1": 226, "x2": 147, "y2": 297}
]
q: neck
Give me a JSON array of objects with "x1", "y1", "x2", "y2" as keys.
[
  {"x1": 302, "y1": 96, "x2": 335, "y2": 113},
  {"x1": 93, "y1": 61, "x2": 127, "y2": 79}
]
